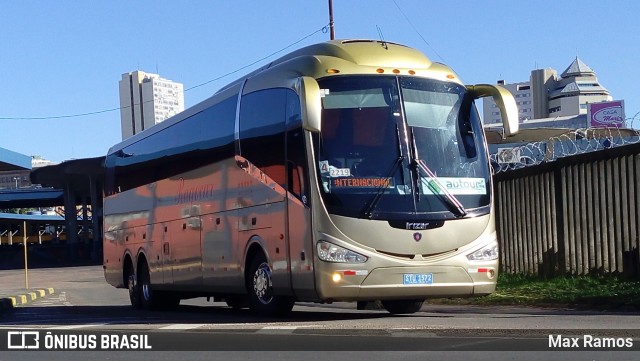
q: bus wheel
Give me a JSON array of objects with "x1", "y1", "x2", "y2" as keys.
[
  {"x1": 138, "y1": 260, "x2": 155, "y2": 310},
  {"x1": 381, "y1": 299, "x2": 424, "y2": 314},
  {"x1": 127, "y1": 263, "x2": 142, "y2": 309},
  {"x1": 247, "y1": 254, "x2": 294, "y2": 316}
]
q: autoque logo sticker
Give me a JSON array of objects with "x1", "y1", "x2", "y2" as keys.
[{"x1": 421, "y1": 177, "x2": 486, "y2": 195}]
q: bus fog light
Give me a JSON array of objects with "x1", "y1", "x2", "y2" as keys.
[
  {"x1": 317, "y1": 241, "x2": 367, "y2": 263},
  {"x1": 332, "y1": 273, "x2": 342, "y2": 283},
  {"x1": 467, "y1": 239, "x2": 499, "y2": 261}
]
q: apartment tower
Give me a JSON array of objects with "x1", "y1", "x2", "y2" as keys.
[{"x1": 118, "y1": 71, "x2": 184, "y2": 140}]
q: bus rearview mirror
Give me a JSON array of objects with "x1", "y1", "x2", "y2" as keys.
[
  {"x1": 299, "y1": 76, "x2": 322, "y2": 133},
  {"x1": 468, "y1": 84, "x2": 519, "y2": 138}
]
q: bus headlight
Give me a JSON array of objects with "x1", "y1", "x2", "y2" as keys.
[
  {"x1": 466, "y1": 239, "x2": 499, "y2": 261},
  {"x1": 317, "y1": 241, "x2": 368, "y2": 263}
]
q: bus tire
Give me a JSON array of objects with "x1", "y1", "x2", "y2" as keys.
[
  {"x1": 127, "y1": 262, "x2": 142, "y2": 309},
  {"x1": 381, "y1": 299, "x2": 424, "y2": 314},
  {"x1": 138, "y1": 259, "x2": 156, "y2": 310},
  {"x1": 247, "y1": 253, "x2": 294, "y2": 316}
]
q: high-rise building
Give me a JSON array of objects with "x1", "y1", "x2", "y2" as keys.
[
  {"x1": 118, "y1": 71, "x2": 185, "y2": 140},
  {"x1": 483, "y1": 57, "x2": 611, "y2": 125},
  {"x1": 484, "y1": 80, "x2": 533, "y2": 124}
]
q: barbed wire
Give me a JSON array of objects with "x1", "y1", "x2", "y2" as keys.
[{"x1": 490, "y1": 113, "x2": 640, "y2": 174}]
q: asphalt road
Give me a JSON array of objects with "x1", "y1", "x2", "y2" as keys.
[{"x1": 1, "y1": 266, "x2": 638, "y2": 360}]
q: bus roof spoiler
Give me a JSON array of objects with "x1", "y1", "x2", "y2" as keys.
[{"x1": 468, "y1": 84, "x2": 519, "y2": 138}]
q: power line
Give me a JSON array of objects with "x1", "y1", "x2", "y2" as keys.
[
  {"x1": 0, "y1": 24, "x2": 329, "y2": 121},
  {"x1": 185, "y1": 24, "x2": 328, "y2": 92},
  {"x1": 391, "y1": 0, "x2": 445, "y2": 63}
]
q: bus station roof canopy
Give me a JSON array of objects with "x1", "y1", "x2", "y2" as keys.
[
  {"x1": 0, "y1": 147, "x2": 31, "y2": 172},
  {"x1": 0, "y1": 212, "x2": 64, "y2": 222},
  {"x1": 0, "y1": 157, "x2": 104, "y2": 210},
  {"x1": 0, "y1": 188, "x2": 65, "y2": 208},
  {"x1": 30, "y1": 156, "x2": 105, "y2": 193}
]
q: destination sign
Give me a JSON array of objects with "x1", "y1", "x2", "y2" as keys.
[{"x1": 332, "y1": 177, "x2": 394, "y2": 188}]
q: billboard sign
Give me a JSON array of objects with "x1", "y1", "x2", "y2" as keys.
[{"x1": 588, "y1": 100, "x2": 625, "y2": 128}]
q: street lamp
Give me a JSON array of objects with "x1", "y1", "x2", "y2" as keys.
[{"x1": 13, "y1": 177, "x2": 19, "y2": 189}]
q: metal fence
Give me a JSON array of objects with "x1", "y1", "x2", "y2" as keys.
[{"x1": 494, "y1": 141, "x2": 640, "y2": 277}]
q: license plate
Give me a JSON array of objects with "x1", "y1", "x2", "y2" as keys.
[{"x1": 403, "y1": 273, "x2": 433, "y2": 285}]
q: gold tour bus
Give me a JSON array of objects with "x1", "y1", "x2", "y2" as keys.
[{"x1": 103, "y1": 39, "x2": 518, "y2": 316}]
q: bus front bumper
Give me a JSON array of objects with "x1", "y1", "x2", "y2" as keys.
[{"x1": 315, "y1": 264, "x2": 497, "y2": 302}]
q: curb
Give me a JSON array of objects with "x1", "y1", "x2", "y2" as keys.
[{"x1": 0, "y1": 288, "x2": 55, "y2": 312}]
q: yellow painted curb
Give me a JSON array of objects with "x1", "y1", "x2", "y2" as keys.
[{"x1": 1, "y1": 288, "x2": 55, "y2": 311}]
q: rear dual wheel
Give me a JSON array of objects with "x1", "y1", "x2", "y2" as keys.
[
  {"x1": 127, "y1": 262, "x2": 141, "y2": 309},
  {"x1": 128, "y1": 259, "x2": 180, "y2": 310}
]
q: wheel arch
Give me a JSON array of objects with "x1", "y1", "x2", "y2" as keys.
[
  {"x1": 122, "y1": 251, "x2": 135, "y2": 287},
  {"x1": 122, "y1": 248, "x2": 148, "y2": 286},
  {"x1": 243, "y1": 236, "x2": 268, "y2": 284}
]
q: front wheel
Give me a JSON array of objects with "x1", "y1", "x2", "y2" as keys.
[
  {"x1": 381, "y1": 299, "x2": 424, "y2": 314},
  {"x1": 246, "y1": 254, "x2": 294, "y2": 316}
]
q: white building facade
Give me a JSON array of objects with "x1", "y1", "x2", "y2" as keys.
[
  {"x1": 483, "y1": 80, "x2": 533, "y2": 125},
  {"x1": 119, "y1": 71, "x2": 184, "y2": 140}
]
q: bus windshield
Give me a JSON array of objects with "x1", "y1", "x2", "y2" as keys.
[{"x1": 315, "y1": 76, "x2": 491, "y2": 221}]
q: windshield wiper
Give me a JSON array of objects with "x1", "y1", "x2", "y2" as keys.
[
  {"x1": 361, "y1": 124, "x2": 405, "y2": 219},
  {"x1": 361, "y1": 155, "x2": 404, "y2": 219},
  {"x1": 408, "y1": 129, "x2": 467, "y2": 218},
  {"x1": 413, "y1": 158, "x2": 467, "y2": 218}
]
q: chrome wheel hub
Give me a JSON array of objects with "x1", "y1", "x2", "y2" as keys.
[
  {"x1": 142, "y1": 283, "x2": 151, "y2": 301},
  {"x1": 253, "y1": 262, "x2": 273, "y2": 305}
]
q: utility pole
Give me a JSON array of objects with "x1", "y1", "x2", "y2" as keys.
[{"x1": 328, "y1": 0, "x2": 335, "y2": 40}]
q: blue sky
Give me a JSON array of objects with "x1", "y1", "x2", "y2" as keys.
[{"x1": 1, "y1": 0, "x2": 638, "y2": 163}]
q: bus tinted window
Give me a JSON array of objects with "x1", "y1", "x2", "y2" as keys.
[
  {"x1": 239, "y1": 88, "x2": 287, "y2": 188},
  {"x1": 285, "y1": 90, "x2": 308, "y2": 202},
  {"x1": 106, "y1": 95, "x2": 237, "y2": 194}
]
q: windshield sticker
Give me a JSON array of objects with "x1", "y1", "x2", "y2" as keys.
[
  {"x1": 319, "y1": 161, "x2": 351, "y2": 177},
  {"x1": 421, "y1": 177, "x2": 486, "y2": 195},
  {"x1": 319, "y1": 160, "x2": 330, "y2": 173},
  {"x1": 330, "y1": 168, "x2": 351, "y2": 177},
  {"x1": 332, "y1": 177, "x2": 394, "y2": 188}
]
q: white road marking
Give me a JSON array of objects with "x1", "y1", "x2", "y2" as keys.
[
  {"x1": 46, "y1": 323, "x2": 107, "y2": 330},
  {"x1": 256, "y1": 325, "x2": 300, "y2": 334},
  {"x1": 158, "y1": 324, "x2": 206, "y2": 330}
]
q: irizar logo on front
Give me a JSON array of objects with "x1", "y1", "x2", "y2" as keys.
[{"x1": 405, "y1": 222, "x2": 432, "y2": 230}]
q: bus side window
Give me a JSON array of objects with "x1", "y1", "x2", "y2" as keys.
[
  {"x1": 239, "y1": 88, "x2": 287, "y2": 188},
  {"x1": 285, "y1": 90, "x2": 309, "y2": 204}
]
